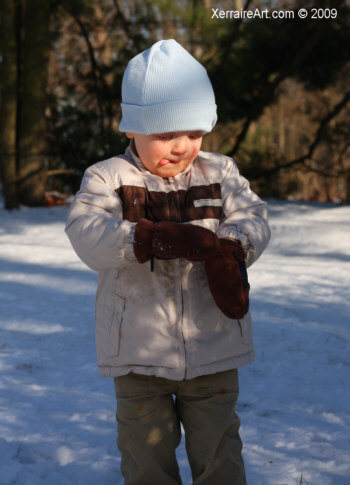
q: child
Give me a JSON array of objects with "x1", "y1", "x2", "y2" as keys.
[{"x1": 66, "y1": 39, "x2": 271, "y2": 485}]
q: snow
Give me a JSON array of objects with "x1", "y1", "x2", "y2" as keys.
[{"x1": 0, "y1": 200, "x2": 349, "y2": 485}]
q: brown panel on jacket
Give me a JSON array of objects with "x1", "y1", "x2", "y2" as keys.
[
  {"x1": 116, "y1": 183, "x2": 223, "y2": 223},
  {"x1": 177, "y1": 184, "x2": 222, "y2": 222}
]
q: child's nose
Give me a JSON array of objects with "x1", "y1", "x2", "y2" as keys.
[{"x1": 171, "y1": 137, "x2": 187, "y2": 155}]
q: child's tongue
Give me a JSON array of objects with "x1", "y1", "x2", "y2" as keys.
[{"x1": 159, "y1": 158, "x2": 171, "y2": 166}]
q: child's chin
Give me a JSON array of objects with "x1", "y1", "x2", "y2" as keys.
[
  {"x1": 157, "y1": 167, "x2": 182, "y2": 178},
  {"x1": 156, "y1": 161, "x2": 193, "y2": 177}
]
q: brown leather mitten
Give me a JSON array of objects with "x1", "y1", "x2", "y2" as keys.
[
  {"x1": 133, "y1": 218, "x2": 220, "y2": 263},
  {"x1": 133, "y1": 218, "x2": 155, "y2": 263},
  {"x1": 204, "y1": 238, "x2": 250, "y2": 320}
]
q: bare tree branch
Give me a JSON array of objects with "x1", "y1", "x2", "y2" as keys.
[
  {"x1": 214, "y1": 0, "x2": 252, "y2": 73},
  {"x1": 46, "y1": 168, "x2": 81, "y2": 177},
  {"x1": 112, "y1": 0, "x2": 142, "y2": 52},
  {"x1": 226, "y1": 10, "x2": 332, "y2": 158},
  {"x1": 62, "y1": 2, "x2": 108, "y2": 138},
  {"x1": 250, "y1": 89, "x2": 350, "y2": 180}
]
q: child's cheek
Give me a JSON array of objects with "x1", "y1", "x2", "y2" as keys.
[
  {"x1": 192, "y1": 144, "x2": 201, "y2": 158},
  {"x1": 153, "y1": 142, "x2": 166, "y2": 160}
]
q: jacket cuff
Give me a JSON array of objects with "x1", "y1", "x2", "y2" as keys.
[
  {"x1": 216, "y1": 226, "x2": 251, "y2": 250},
  {"x1": 216, "y1": 225, "x2": 256, "y2": 266},
  {"x1": 124, "y1": 224, "x2": 138, "y2": 262}
]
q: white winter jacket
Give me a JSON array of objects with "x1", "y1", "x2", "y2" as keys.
[{"x1": 65, "y1": 142, "x2": 271, "y2": 380}]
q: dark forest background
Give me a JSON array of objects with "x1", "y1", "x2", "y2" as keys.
[{"x1": 1, "y1": 0, "x2": 350, "y2": 209}]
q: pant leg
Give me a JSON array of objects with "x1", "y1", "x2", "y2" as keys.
[
  {"x1": 114, "y1": 373, "x2": 182, "y2": 485},
  {"x1": 176, "y1": 369, "x2": 246, "y2": 485}
]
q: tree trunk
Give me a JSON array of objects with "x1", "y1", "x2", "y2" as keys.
[
  {"x1": 0, "y1": 0, "x2": 19, "y2": 209},
  {"x1": 345, "y1": 169, "x2": 350, "y2": 204},
  {"x1": 17, "y1": 0, "x2": 51, "y2": 206}
]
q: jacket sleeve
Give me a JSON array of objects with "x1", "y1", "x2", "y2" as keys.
[
  {"x1": 216, "y1": 157, "x2": 271, "y2": 267},
  {"x1": 65, "y1": 162, "x2": 137, "y2": 271}
]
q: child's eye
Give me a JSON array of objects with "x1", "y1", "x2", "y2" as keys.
[
  {"x1": 188, "y1": 131, "x2": 203, "y2": 140},
  {"x1": 158, "y1": 134, "x2": 174, "y2": 141}
]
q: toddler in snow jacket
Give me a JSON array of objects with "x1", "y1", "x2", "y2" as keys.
[
  {"x1": 65, "y1": 39, "x2": 271, "y2": 381},
  {"x1": 66, "y1": 38, "x2": 271, "y2": 485}
]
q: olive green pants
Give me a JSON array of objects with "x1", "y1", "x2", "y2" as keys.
[{"x1": 114, "y1": 369, "x2": 246, "y2": 485}]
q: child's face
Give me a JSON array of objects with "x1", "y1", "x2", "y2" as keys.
[{"x1": 126, "y1": 131, "x2": 203, "y2": 178}]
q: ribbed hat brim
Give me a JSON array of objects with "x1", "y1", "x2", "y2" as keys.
[{"x1": 119, "y1": 100, "x2": 217, "y2": 135}]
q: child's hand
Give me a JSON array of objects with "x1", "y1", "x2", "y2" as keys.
[
  {"x1": 204, "y1": 239, "x2": 250, "y2": 319},
  {"x1": 133, "y1": 218, "x2": 220, "y2": 263}
]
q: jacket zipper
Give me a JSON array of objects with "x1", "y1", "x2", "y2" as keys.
[
  {"x1": 180, "y1": 280, "x2": 187, "y2": 379},
  {"x1": 165, "y1": 176, "x2": 187, "y2": 379}
]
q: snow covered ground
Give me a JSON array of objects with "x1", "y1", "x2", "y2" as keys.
[{"x1": 0, "y1": 199, "x2": 349, "y2": 485}]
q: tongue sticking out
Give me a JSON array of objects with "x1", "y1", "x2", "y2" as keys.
[{"x1": 159, "y1": 159, "x2": 171, "y2": 166}]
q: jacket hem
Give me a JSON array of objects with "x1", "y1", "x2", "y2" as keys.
[{"x1": 97, "y1": 351, "x2": 255, "y2": 381}]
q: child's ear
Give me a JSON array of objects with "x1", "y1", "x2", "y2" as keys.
[{"x1": 125, "y1": 133, "x2": 135, "y2": 139}]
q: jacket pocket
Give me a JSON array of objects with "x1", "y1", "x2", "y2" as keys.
[
  {"x1": 106, "y1": 292, "x2": 126, "y2": 357},
  {"x1": 95, "y1": 272, "x2": 126, "y2": 362}
]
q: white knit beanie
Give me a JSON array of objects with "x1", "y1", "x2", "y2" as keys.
[{"x1": 119, "y1": 39, "x2": 217, "y2": 135}]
